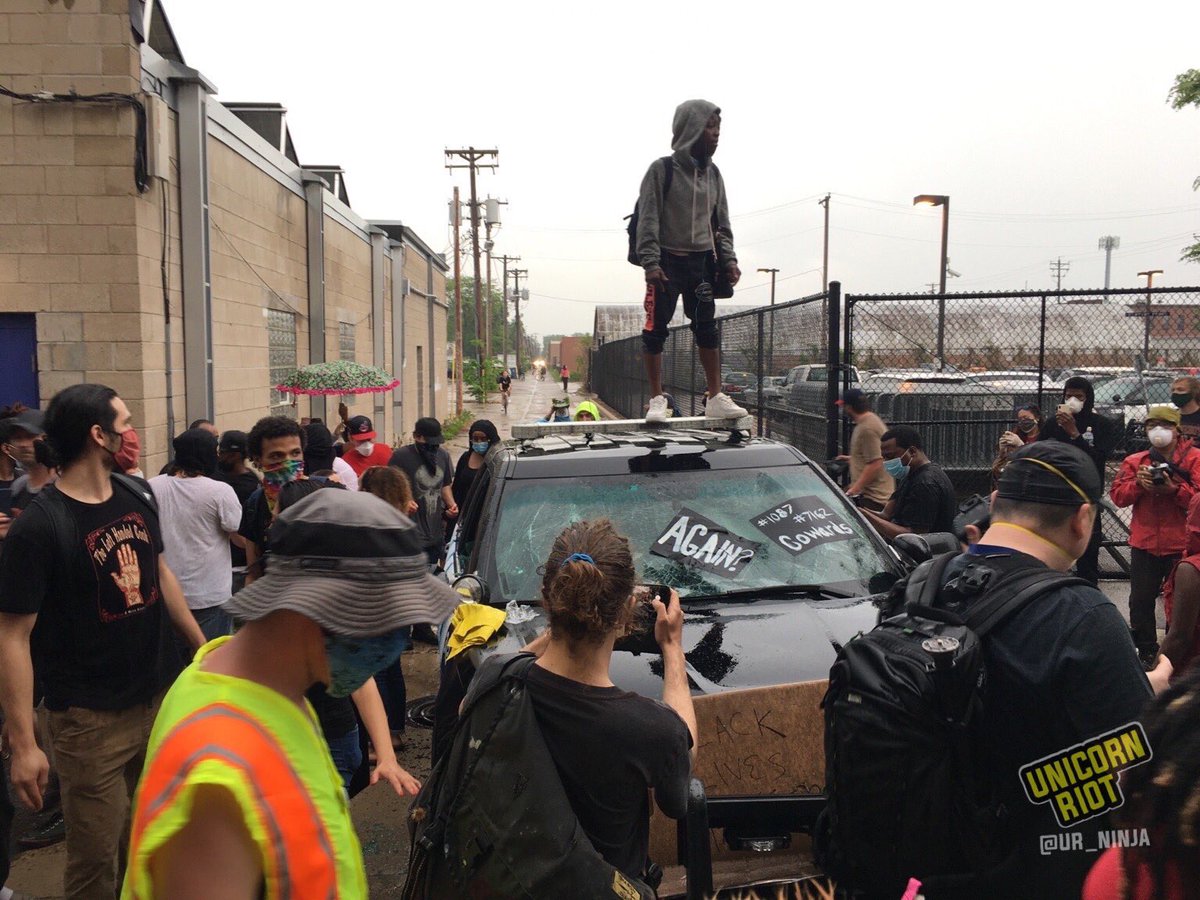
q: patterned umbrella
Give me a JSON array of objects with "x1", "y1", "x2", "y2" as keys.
[{"x1": 274, "y1": 360, "x2": 400, "y2": 396}]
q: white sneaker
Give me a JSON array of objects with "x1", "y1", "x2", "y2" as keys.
[
  {"x1": 706, "y1": 391, "x2": 748, "y2": 419},
  {"x1": 646, "y1": 394, "x2": 669, "y2": 423}
]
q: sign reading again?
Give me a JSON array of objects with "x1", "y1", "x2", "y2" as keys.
[{"x1": 650, "y1": 508, "x2": 760, "y2": 579}]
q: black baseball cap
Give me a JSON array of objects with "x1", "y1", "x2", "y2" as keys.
[
  {"x1": 836, "y1": 388, "x2": 866, "y2": 407},
  {"x1": 346, "y1": 415, "x2": 376, "y2": 442},
  {"x1": 9, "y1": 409, "x2": 45, "y2": 436},
  {"x1": 997, "y1": 441, "x2": 1102, "y2": 507},
  {"x1": 414, "y1": 417, "x2": 444, "y2": 445},
  {"x1": 218, "y1": 430, "x2": 248, "y2": 454}
]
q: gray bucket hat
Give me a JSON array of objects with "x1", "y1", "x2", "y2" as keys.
[{"x1": 224, "y1": 488, "x2": 459, "y2": 636}]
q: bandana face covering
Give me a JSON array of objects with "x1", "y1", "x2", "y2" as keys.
[{"x1": 262, "y1": 458, "x2": 304, "y2": 514}]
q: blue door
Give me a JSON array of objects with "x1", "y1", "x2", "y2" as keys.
[{"x1": 0, "y1": 314, "x2": 40, "y2": 409}]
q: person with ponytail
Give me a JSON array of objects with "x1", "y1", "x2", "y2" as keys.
[{"x1": 514, "y1": 519, "x2": 696, "y2": 882}]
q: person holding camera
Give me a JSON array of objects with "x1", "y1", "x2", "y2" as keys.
[{"x1": 1111, "y1": 404, "x2": 1200, "y2": 668}]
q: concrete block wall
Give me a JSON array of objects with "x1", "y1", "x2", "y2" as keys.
[
  {"x1": 207, "y1": 138, "x2": 309, "y2": 435},
  {"x1": 1, "y1": 2, "x2": 448, "y2": 470},
  {"x1": 0, "y1": 0, "x2": 155, "y2": 446}
]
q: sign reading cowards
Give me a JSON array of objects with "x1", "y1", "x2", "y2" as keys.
[
  {"x1": 749, "y1": 495, "x2": 856, "y2": 556},
  {"x1": 649, "y1": 507, "x2": 760, "y2": 579}
]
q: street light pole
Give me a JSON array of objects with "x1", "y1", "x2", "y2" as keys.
[
  {"x1": 914, "y1": 194, "x2": 950, "y2": 370},
  {"x1": 1138, "y1": 269, "x2": 1163, "y2": 364},
  {"x1": 757, "y1": 267, "x2": 779, "y2": 376}
]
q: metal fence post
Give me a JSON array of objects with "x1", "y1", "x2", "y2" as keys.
[
  {"x1": 826, "y1": 281, "x2": 842, "y2": 460},
  {"x1": 1037, "y1": 293, "x2": 1047, "y2": 409},
  {"x1": 756, "y1": 309, "x2": 765, "y2": 437}
]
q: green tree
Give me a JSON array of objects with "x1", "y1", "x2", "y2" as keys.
[
  {"x1": 447, "y1": 277, "x2": 518, "y2": 358},
  {"x1": 1169, "y1": 69, "x2": 1200, "y2": 263}
]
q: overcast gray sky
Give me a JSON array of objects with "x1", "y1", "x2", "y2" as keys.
[{"x1": 166, "y1": 0, "x2": 1200, "y2": 340}]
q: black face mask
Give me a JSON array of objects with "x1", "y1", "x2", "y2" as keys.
[
  {"x1": 217, "y1": 458, "x2": 236, "y2": 473},
  {"x1": 1016, "y1": 419, "x2": 1037, "y2": 434}
]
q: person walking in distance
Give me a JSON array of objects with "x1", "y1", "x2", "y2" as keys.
[
  {"x1": 0, "y1": 384, "x2": 205, "y2": 900},
  {"x1": 561, "y1": 365, "x2": 570, "y2": 392},
  {"x1": 635, "y1": 99, "x2": 747, "y2": 423}
]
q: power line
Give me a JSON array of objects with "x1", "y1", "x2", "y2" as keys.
[{"x1": 1049, "y1": 257, "x2": 1070, "y2": 290}]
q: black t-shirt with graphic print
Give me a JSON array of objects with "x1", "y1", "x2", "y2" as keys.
[{"x1": 0, "y1": 482, "x2": 182, "y2": 711}]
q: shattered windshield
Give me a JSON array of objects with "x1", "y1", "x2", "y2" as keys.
[{"x1": 483, "y1": 464, "x2": 893, "y2": 603}]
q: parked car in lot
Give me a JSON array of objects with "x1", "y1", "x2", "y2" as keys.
[
  {"x1": 445, "y1": 423, "x2": 904, "y2": 697},
  {"x1": 783, "y1": 363, "x2": 861, "y2": 412},
  {"x1": 1091, "y1": 375, "x2": 1173, "y2": 429},
  {"x1": 759, "y1": 375, "x2": 787, "y2": 402},
  {"x1": 721, "y1": 371, "x2": 758, "y2": 396}
]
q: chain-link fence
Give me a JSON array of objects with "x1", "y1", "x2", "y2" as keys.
[
  {"x1": 592, "y1": 284, "x2": 1200, "y2": 578},
  {"x1": 847, "y1": 284, "x2": 1200, "y2": 577},
  {"x1": 591, "y1": 293, "x2": 833, "y2": 459}
]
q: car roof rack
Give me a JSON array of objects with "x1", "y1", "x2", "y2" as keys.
[{"x1": 510, "y1": 415, "x2": 753, "y2": 440}]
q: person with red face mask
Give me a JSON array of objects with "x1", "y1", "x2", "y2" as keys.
[{"x1": 0, "y1": 384, "x2": 204, "y2": 900}]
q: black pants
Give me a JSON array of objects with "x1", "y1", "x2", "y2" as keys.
[
  {"x1": 1129, "y1": 547, "x2": 1179, "y2": 653},
  {"x1": 1073, "y1": 508, "x2": 1104, "y2": 586}
]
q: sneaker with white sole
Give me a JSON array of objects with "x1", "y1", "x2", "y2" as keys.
[
  {"x1": 705, "y1": 391, "x2": 749, "y2": 419},
  {"x1": 646, "y1": 394, "x2": 670, "y2": 423}
]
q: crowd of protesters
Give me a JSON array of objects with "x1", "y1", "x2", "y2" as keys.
[{"x1": 1, "y1": 370, "x2": 1200, "y2": 900}]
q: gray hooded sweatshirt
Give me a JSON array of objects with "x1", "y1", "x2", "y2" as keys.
[{"x1": 635, "y1": 99, "x2": 737, "y2": 273}]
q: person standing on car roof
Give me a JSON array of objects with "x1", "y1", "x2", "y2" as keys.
[
  {"x1": 836, "y1": 389, "x2": 893, "y2": 513},
  {"x1": 1111, "y1": 404, "x2": 1200, "y2": 669},
  {"x1": 859, "y1": 425, "x2": 956, "y2": 541},
  {"x1": 1040, "y1": 375, "x2": 1121, "y2": 585},
  {"x1": 636, "y1": 99, "x2": 748, "y2": 424},
  {"x1": 1171, "y1": 375, "x2": 1200, "y2": 442}
]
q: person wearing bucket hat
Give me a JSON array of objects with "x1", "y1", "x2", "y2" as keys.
[
  {"x1": 1112, "y1": 403, "x2": 1200, "y2": 667},
  {"x1": 910, "y1": 441, "x2": 1150, "y2": 897},
  {"x1": 123, "y1": 489, "x2": 458, "y2": 899},
  {"x1": 538, "y1": 396, "x2": 572, "y2": 423}
]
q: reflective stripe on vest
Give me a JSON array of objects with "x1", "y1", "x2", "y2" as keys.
[{"x1": 127, "y1": 702, "x2": 339, "y2": 900}]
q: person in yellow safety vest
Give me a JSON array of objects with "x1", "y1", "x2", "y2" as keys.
[{"x1": 122, "y1": 489, "x2": 461, "y2": 900}]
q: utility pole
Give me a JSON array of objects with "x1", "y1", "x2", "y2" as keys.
[
  {"x1": 450, "y1": 186, "x2": 464, "y2": 415},
  {"x1": 1050, "y1": 257, "x2": 1070, "y2": 291},
  {"x1": 1098, "y1": 236, "x2": 1120, "y2": 300},
  {"x1": 819, "y1": 194, "x2": 830, "y2": 290},
  {"x1": 445, "y1": 148, "x2": 498, "y2": 374},
  {"x1": 496, "y1": 253, "x2": 520, "y2": 373},
  {"x1": 511, "y1": 268, "x2": 527, "y2": 375},
  {"x1": 1137, "y1": 269, "x2": 1164, "y2": 363}
]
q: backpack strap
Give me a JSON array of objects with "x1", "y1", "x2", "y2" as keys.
[
  {"x1": 659, "y1": 155, "x2": 674, "y2": 198},
  {"x1": 905, "y1": 551, "x2": 959, "y2": 610},
  {"x1": 28, "y1": 484, "x2": 79, "y2": 578},
  {"x1": 112, "y1": 472, "x2": 159, "y2": 517},
  {"x1": 459, "y1": 652, "x2": 537, "y2": 717},
  {"x1": 962, "y1": 568, "x2": 1089, "y2": 638}
]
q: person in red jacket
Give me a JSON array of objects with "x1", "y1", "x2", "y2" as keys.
[
  {"x1": 340, "y1": 415, "x2": 393, "y2": 478},
  {"x1": 1111, "y1": 404, "x2": 1200, "y2": 667},
  {"x1": 1146, "y1": 492, "x2": 1200, "y2": 693}
]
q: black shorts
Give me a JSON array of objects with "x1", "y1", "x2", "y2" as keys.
[{"x1": 641, "y1": 252, "x2": 719, "y2": 353}]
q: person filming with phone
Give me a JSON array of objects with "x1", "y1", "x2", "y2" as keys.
[
  {"x1": 1111, "y1": 404, "x2": 1200, "y2": 669},
  {"x1": 1041, "y1": 376, "x2": 1120, "y2": 584}
]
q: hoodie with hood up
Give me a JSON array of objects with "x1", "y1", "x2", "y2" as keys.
[
  {"x1": 1040, "y1": 376, "x2": 1120, "y2": 477},
  {"x1": 635, "y1": 99, "x2": 736, "y2": 273}
]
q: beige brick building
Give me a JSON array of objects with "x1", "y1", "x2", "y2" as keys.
[{"x1": 0, "y1": 0, "x2": 449, "y2": 471}]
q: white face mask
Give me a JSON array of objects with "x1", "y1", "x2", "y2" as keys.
[
  {"x1": 355, "y1": 440, "x2": 375, "y2": 457},
  {"x1": 1148, "y1": 426, "x2": 1174, "y2": 449},
  {"x1": 1063, "y1": 397, "x2": 1084, "y2": 415}
]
